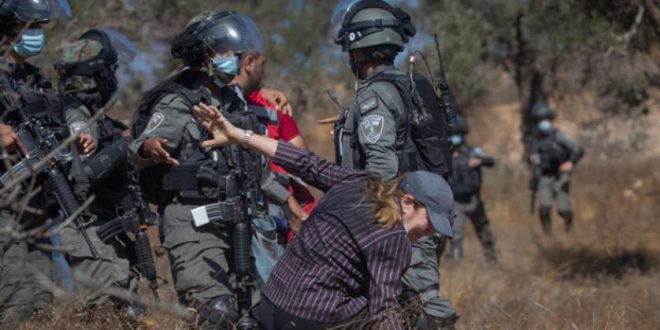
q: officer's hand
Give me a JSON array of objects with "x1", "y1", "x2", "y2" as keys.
[
  {"x1": 260, "y1": 88, "x2": 293, "y2": 116},
  {"x1": 193, "y1": 103, "x2": 241, "y2": 148},
  {"x1": 468, "y1": 158, "x2": 483, "y2": 168},
  {"x1": 317, "y1": 114, "x2": 340, "y2": 124},
  {"x1": 559, "y1": 161, "x2": 574, "y2": 173},
  {"x1": 0, "y1": 124, "x2": 27, "y2": 156},
  {"x1": 75, "y1": 134, "x2": 97, "y2": 157},
  {"x1": 141, "y1": 138, "x2": 179, "y2": 166}
]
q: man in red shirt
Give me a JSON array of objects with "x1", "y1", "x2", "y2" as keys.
[{"x1": 248, "y1": 90, "x2": 316, "y2": 239}]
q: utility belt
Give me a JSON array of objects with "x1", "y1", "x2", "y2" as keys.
[{"x1": 143, "y1": 162, "x2": 235, "y2": 205}]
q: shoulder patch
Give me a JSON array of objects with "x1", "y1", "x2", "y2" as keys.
[
  {"x1": 69, "y1": 121, "x2": 89, "y2": 136},
  {"x1": 143, "y1": 112, "x2": 165, "y2": 135},
  {"x1": 359, "y1": 96, "x2": 378, "y2": 113},
  {"x1": 360, "y1": 115, "x2": 385, "y2": 144}
]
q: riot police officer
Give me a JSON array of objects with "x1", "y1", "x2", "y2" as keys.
[
  {"x1": 0, "y1": 0, "x2": 71, "y2": 323},
  {"x1": 55, "y1": 28, "x2": 146, "y2": 315},
  {"x1": 448, "y1": 115, "x2": 497, "y2": 263},
  {"x1": 529, "y1": 103, "x2": 584, "y2": 234},
  {"x1": 331, "y1": 0, "x2": 457, "y2": 327},
  {"x1": 128, "y1": 11, "x2": 268, "y2": 328}
]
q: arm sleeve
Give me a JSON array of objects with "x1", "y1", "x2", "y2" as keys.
[
  {"x1": 65, "y1": 104, "x2": 99, "y2": 142},
  {"x1": 278, "y1": 112, "x2": 301, "y2": 142},
  {"x1": 273, "y1": 141, "x2": 366, "y2": 192},
  {"x1": 128, "y1": 95, "x2": 190, "y2": 168},
  {"x1": 364, "y1": 231, "x2": 411, "y2": 330},
  {"x1": 556, "y1": 131, "x2": 584, "y2": 164},
  {"x1": 356, "y1": 90, "x2": 400, "y2": 180}
]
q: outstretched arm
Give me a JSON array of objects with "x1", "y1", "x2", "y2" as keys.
[{"x1": 193, "y1": 103, "x2": 365, "y2": 192}]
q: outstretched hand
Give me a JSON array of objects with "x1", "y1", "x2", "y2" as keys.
[
  {"x1": 260, "y1": 88, "x2": 293, "y2": 116},
  {"x1": 193, "y1": 103, "x2": 242, "y2": 148}
]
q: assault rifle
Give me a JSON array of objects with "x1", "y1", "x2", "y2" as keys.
[
  {"x1": 0, "y1": 101, "x2": 99, "y2": 258},
  {"x1": 91, "y1": 139, "x2": 160, "y2": 297},
  {"x1": 189, "y1": 115, "x2": 261, "y2": 329},
  {"x1": 434, "y1": 33, "x2": 458, "y2": 134}
]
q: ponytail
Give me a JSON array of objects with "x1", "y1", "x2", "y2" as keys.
[{"x1": 362, "y1": 176, "x2": 406, "y2": 229}]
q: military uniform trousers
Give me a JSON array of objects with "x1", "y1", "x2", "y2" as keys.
[
  {"x1": 60, "y1": 217, "x2": 138, "y2": 306},
  {"x1": 401, "y1": 235, "x2": 457, "y2": 324},
  {"x1": 538, "y1": 173, "x2": 573, "y2": 233},
  {"x1": 162, "y1": 201, "x2": 239, "y2": 307},
  {"x1": 451, "y1": 195, "x2": 497, "y2": 262},
  {"x1": 0, "y1": 211, "x2": 53, "y2": 324},
  {"x1": 538, "y1": 173, "x2": 572, "y2": 214}
]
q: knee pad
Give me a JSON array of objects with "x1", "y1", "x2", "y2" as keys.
[{"x1": 199, "y1": 296, "x2": 240, "y2": 326}]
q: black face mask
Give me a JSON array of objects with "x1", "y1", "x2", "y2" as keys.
[
  {"x1": 348, "y1": 52, "x2": 369, "y2": 80},
  {"x1": 74, "y1": 76, "x2": 118, "y2": 111}
]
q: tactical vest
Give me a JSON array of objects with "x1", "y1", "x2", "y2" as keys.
[
  {"x1": 339, "y1": 68, "x2": 453, "y2": 179},
  {"x1": 535, "y1": 130, "x2": 570, "y2": 175},
  {"x1": 133, "y1": 71, "x2": 272, "y2": 206},
  {"x1": 451, "y1": 146, "x2": 483, "y2": 199},
  {"x1": 90, "y1": 111, "x2": 130, "y2": 217}
]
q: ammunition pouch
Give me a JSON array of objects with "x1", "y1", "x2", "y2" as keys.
[
  {"x1": 260, "y1": 171, "x2": 291, "y2": 205},
  {"x1": 191, "y1": 197, "x2": 244, "y2": 228}
]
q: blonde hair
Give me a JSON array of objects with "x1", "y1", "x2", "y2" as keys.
[{"x1": 363, "y1": 176, "x2": 406, "y2": 229}]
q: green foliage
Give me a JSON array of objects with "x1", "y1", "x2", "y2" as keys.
[{"x1": 417, "y1": 0, "x2": 493, "y2": 108}]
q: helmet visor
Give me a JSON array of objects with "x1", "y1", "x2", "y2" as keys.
[
  {"x1": 199, "y1": 12, "x2": 265, "y2": 55},
  {"x1": 2, "y1": 0, "x2": 72, "y2": 23},
  {"x1": 95, "y1": 28, "x2": 138, "y2": 62}
]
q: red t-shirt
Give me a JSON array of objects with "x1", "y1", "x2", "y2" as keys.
[
  {"x1": 247, "y1": 91, "x2": 316, "y2": 243},
  {"x1": 247, "y1": 91, "x2": 300, "y2": 142}
]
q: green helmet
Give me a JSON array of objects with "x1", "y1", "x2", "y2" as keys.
[
  {"x1": 531, "y1": 102, "x2": 556, "y2": 121},
  {"x1": 333, "y1": 0, "x2": 416, "y2": 52}
]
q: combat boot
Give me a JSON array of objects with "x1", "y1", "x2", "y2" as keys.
[
  {"x1": 198, "y1": 296, "x2": 240, "y2": 330},
  {"x1": 559, "y1": 211, "x2": 573, "y2": 233},
  {"x1": 539, "y1": 207, "x2": 552, "y2": 235}
]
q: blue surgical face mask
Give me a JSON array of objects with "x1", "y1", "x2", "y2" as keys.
[
  {"x1": 450, "y1": 134, "x2": 463, "y2": 147},
  {"x1": 538, "y1": 120, "x2": 552, "y2": 133},
  {"x1": 211, "y1": 56, "x2": 239, "y2": 76},
  {"x1": 13, "y1": 29, "x2": 45, "y2": 58}
]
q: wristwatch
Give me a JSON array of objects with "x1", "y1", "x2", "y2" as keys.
[{"x1": 241, "y1": 129, "x2": 254, "y2": 145}]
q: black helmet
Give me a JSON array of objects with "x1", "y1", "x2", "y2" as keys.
[
  {"x1": 0, "y1": 0, "x2": 71, "y2": 40},
  {"x1": 332, "y1": 0, "x2": 416, "y2": 52},
  {"x1": 448, "y1": 115, "x2": 469, "y2": 135},
  {"x1": 172, "y1": 10, "x2": 264, "y2": 67},
  {"x1": 55, "y1": 29, "x2": 137, "y2": 107},
  {"x1": 531, "y1": 102, "x2": 556, "y2": 121},
  {"x1": 0, "y1": 0, "x2": 71, "y2": 24}
]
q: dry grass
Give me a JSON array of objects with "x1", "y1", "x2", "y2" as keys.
[
  {"x1": 444, "y1": 156, "x2": 660, "y2": 329},
  {"x1": 8, "y1": 106, "x2": 660, "y2": 329}
]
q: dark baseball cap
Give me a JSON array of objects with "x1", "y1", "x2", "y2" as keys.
[{"x1": 400, "y1": 171, "x2": 454, "y2": 238}]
